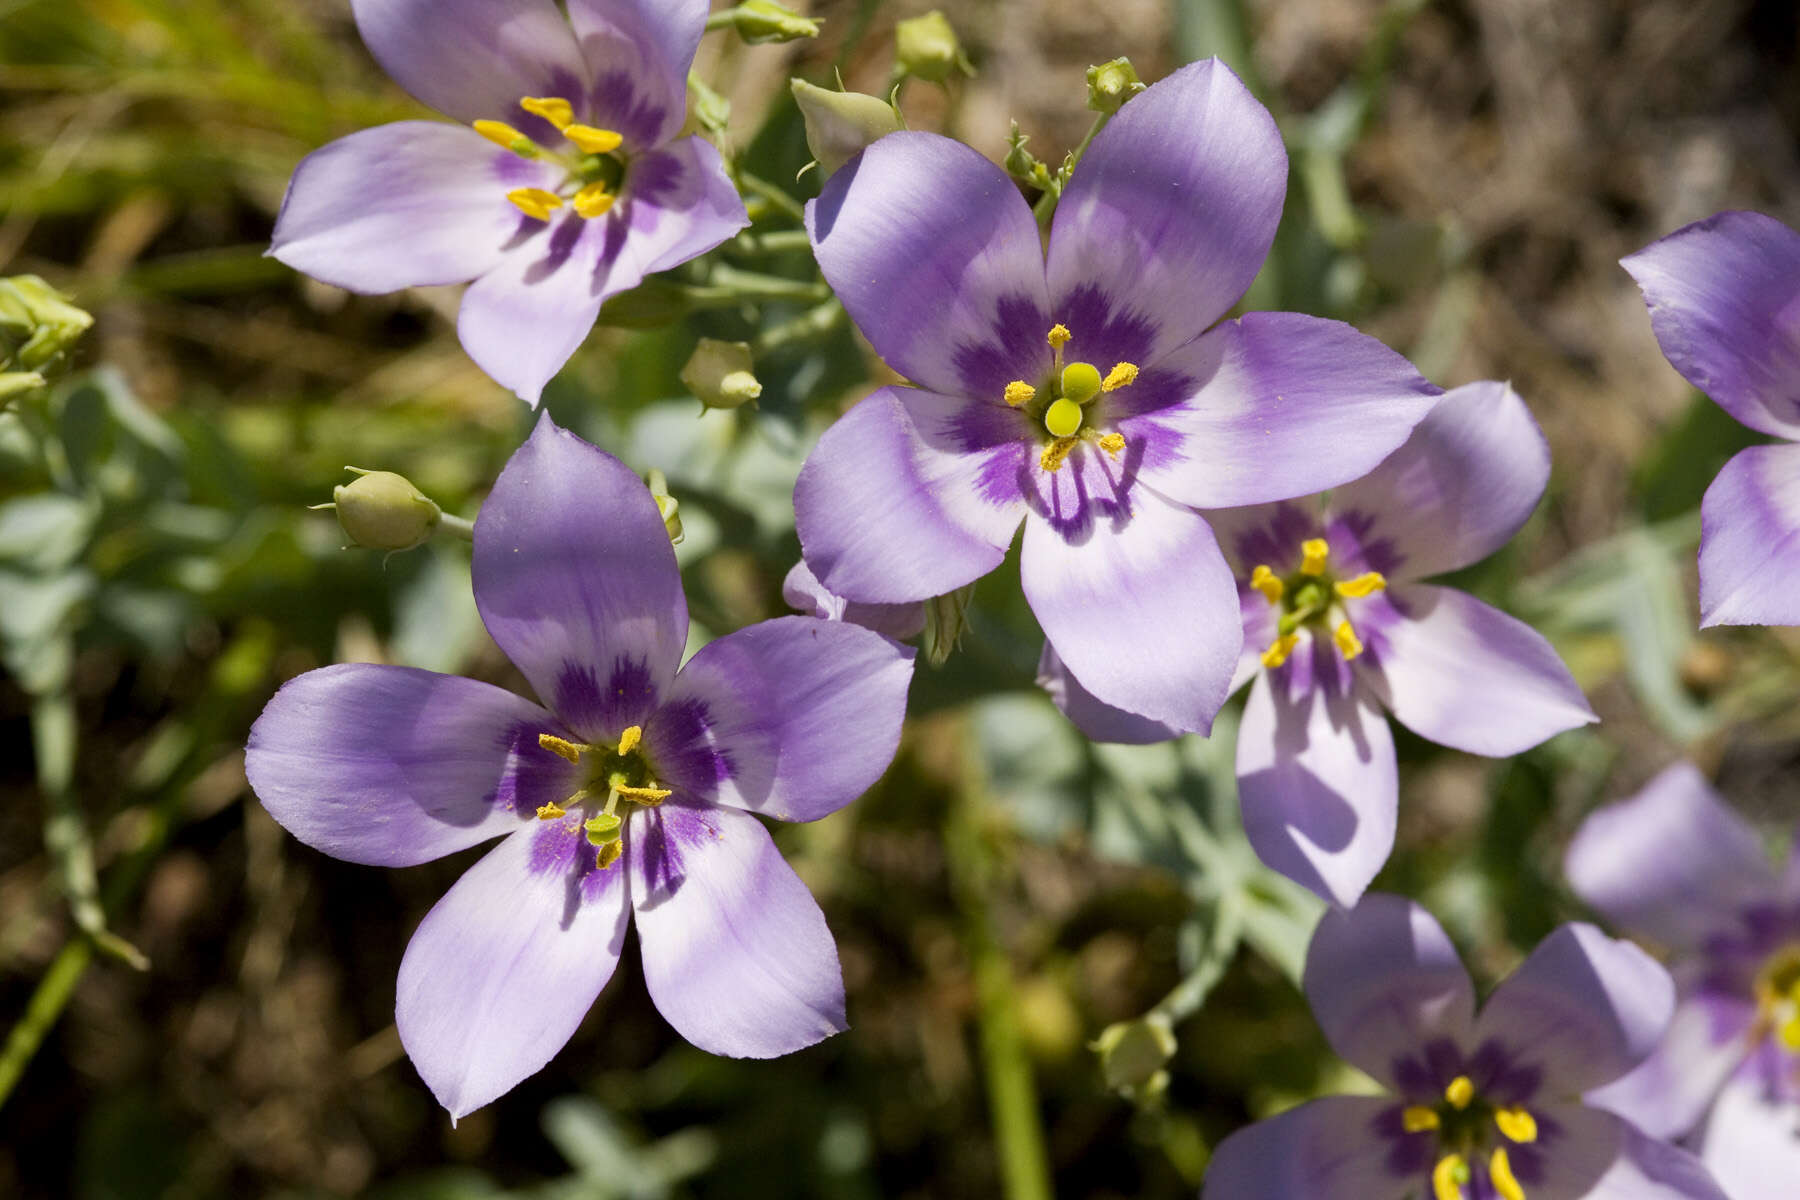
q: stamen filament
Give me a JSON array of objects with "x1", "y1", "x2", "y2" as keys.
[
  {"x1": 1250, "y1": 565, "x2": 1284, "y2": 605},
  {"x1": 1102, "y1": 362, "x2": 1139, "y2": 391},
  {"x1": 1004, "y1": 380, "x2": 1036, "y2": 406},
  {"x1": 508, "y1": 187, "x2": 563, "y2": 221},
  {"x1": 1334, "y1": 571, "x2": 1387, "y2": 598},
  {"x1": 521, "y1": 96, "x2": 575, "y2": 129},
  {"x1": 539, "y1": 733, "x2": 584, "y2": 763},
  {"x1": 1047, "y1": 323, "x2": 1070, "y2": 374},
  {"x1": 1489, "y1": 1147, "x2": 1526, "y2": 1200},
  {"x1": 564, "y1": 124, "x2": 624, "y2": 154},
  {"x1": 1494, "y1": 1106, "x2": 1538, "y2": 1144},
  {"x1": 1334, "y1": 620, "x2": 1364, "y2": 661},
  {"x1": 1300, "y1": 537, "x2": 1330, "y2": 576},
  {"x1": 1401, "y1": 1105, "x2": 1441, "y2": 1133}
]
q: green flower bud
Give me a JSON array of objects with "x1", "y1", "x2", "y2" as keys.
[
  {"x1": 1003, "y1": 120, "x2": 1042, "y2": 184},
  {"x1": 790, "y1": 78, "x2": 902, "y2": 176},
  {"x1": 895, "y1": 10, "x2": 972, "y2": 84},
  {"x1": 644, "y1": 468, "x2": 684, "y2": 546},
  {"x1": 328, "y1": 468, "x2": 441, "y2": 552},
  {"x1": 1086, "y1": 57, "x2": 1145, "y2": 114},
  {"x1": 0, "y1": 275, "x2": 93, "y2": 379},
  {"x1": 680, "y1": 337, "x2": 763, "y2": 413},
  {"x1": 731, "y1": 0, "x2": 821, "y2": 44},
  {"x1": 687, "y1": 73, "x2": 732, "y2": 140},
  {"x1": 1091, "y1": 1012, "x2": 1176, "y2": 1093},
  {"x1": 922, "y1": 583, "x2": 975, "y2": 667}
]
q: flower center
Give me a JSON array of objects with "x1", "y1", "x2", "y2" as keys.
[
  {"x1": 1002, "y1": 323, "x2": 1137, "y2": 473},
  {"x1": 1247, "y1": 536, "x2": 1386, "y2": 669},
  {"x1": 535, "y1": 724, "x2": 670, "y2": 869},
  {"x1": 474, "y1": 95, "x2": 628, "y2": 222},
  {"x1": 1753, "y1": 943, "x2": 1800, "y2": 1050},
  {"x1": 1402, "y1": 1075, "x2": 1539, "y2": 1200}
]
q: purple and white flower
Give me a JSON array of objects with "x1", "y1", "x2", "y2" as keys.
[
  {"x1": 271, "y1": 0, "x2": 748, "y2": 404},
  {"x1": 1204, "y1": 893, "x2": 1727, "y2": 1200},
  {"x1": 794, "y1": 58, "x2": 1441, "y2": 737},
  {"x1": 1622, "y1": 211, "x2": 1800, "y2": 627},
  {"x1": 1043, "y1": 381, "x2": 1595, "y2": 906},
  {"x1": 1567, "y1": 762, "x2": 1800, "y2": 1198},
  {"x1": 244, "y1": 417, "x2": 913, "y2": 1118}
]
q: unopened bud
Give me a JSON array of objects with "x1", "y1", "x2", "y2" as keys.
[
  {"x1": 0, "y1": 275, "x2": 93, "y2": 382},
  {"x1": 327, "y1": 468, "x2": 440, "y2": 552},
  {"x1": 645, "y1": 469, "x2": 684, "y2": 545},
  {"x1": 1086, "y1": 58, "x2": 1145, "y2": 114},
  {"x1": 790, "y1": 79, "x2": 901, "y2": 176},
  {"x1": 686, "y1": 73, "x2": 732, "y2": 140},
  {"x1": 1092, "y1": 1012, "x2": 1176, "y2": 1093},
  {"x1": 1003, "y1": 121, "x2": 1042, "y2": 184},
  {"x1": 922, "y1": 583, "x2": 975, "y2": 666},
  {"x1": 895, "y1": 11, "x2": 972, "y2": 84},
  {"x1": 680, "y1": 338, "x2": 762, "y2": 412},
  {"x1": 730, "y1": 0, "x2": 820, "y2": 44}
]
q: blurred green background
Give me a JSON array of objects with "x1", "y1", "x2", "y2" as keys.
[{"x1": 4, "y1": 0, "x2": 1800, "y2": 1196}]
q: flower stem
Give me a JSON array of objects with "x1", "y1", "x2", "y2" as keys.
[
  {"x1": 0, "y1": 938, "x2": 92, "y2": 1110},
  {"x1": 436, "y1": 512, "x2": 474, "y2": 542},
  {"x1": 737, "y1": 171, "x2": 807, "y2": 224},
  {"x1": 729, "y1": 228, "x2": 815, "y2": 256},
  {"x1": 1032, "y1": 110, "x2": 1112, "y2": 228},
  {"x1": 752, "y1": 298, "x2": 844, "y2": 354}
]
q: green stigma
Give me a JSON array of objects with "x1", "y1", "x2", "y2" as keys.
[
  {"x1": 1061, "y1": 360, "x2": 1102, "y2": 404},
  {"x1": 1044, "y1": 397, "x2": 1083, "y2": 438}
]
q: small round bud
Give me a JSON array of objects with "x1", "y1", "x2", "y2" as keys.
[
  {"x1": 790, "y1": 79, "x2": 902, "y2": 176},
  {"x1": 1085, "y1": 57, "x2": 1145, "y2": 114},
  {"x1": 895, "y1": 11, "x2": 972, "y2": 84},
  {"x1": 1092, "y1": 1013, "x2": 1176, "y2": 1093},
  {"x1": 330, "y1": 469, "x2": 441, "y2": 552},
  {"x1": 731, "y1": 0, "x2": 821, "y2": 44},
  {"x1": 680, "y1": 337, "x2": 763, "y2": 412}
]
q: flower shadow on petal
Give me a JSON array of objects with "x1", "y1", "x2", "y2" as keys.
[{"x1": 526, "y1": 819, "x2": 619, "y2": 931}]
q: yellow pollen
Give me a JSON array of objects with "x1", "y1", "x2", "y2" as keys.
[
  {"x1": 1432, "y1": 1154, "x2": 1469, "y2": 1200},
  {"x1": 1097, "y1": 432, "x2": 1125, "y2": 457},
  {"x1": 617, "y1": 725, "x2": 642, "y2": 756},
  {"x1": 1401, "y1": 1105, "x2": 1441, "y2": 1133},
  {"x1": 1334, "y1": 571, "x2": 1387, "y2": 598},
  {"x1": 474, "y1": 119, "x2": 531, "y2": 150},
  {"x1": 595, "y1": 840, "x2": 624, "y2": 870},
  {"x1": 1046, "y1": 324, "x2": 1071, "y2": 349},
  {"x1": 1250, "y1": 565, "x2": 1284, "y2": 605},
  {"x1": 1445, "y1": 1076, "x2": 1475, "y2": 1110},
  {"x1": 1489, "y1": 1147, "x2": 1526, "y2": 1200},
  {"x1": 1061, "y1": 361, "x2": 1102, "y2": 404},
  {"x1": 1334, "y1": 620, "x2": 1364, "y2": 660},
  {"x1": 535, "y1": 801, "x2": 566, "y2": 820},
  {"x1": 539, "y1": 733, "x2": 583, "y2": 763},
  {"x1": 573, "y1": 182, "x2": 615, "y2": 218},
  {"x1": 520, "y1": 96, "x2": 574, "y2": 129},
  {"x1": 613, "y1": 782, "x2": 671, "y2": 804},
  {"x1": 508, "y1": 187, "x2": 563, "y2": 221},
  {"x1": 1495, "y1": 1106, "x2": 1538, "y2": 1144},
  {"x1": 565, "y1": 124, "x2": 624, "y2": 154},
  {"x1": 1102, "y1": 362, "x2": 1139, "y2": 391},
  {"x1": 1260, "y1": 633, "x2": 1299, "y2": 669},
  {"x1": 1039, "y1": 437, "x2": 1078, "y2": 473},
  {"x1": 1300, "y1": 537, "x2": 1330, "y2": 576},
  {"x1": 1045, "y1": 397, "x2": 1084, "y2": 439},
  {"x1": 1004, "y1": 380, "x2": 1036, "y2": 406}
]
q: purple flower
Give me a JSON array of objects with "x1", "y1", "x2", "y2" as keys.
[
  {"x1": 1043, "y1": 381, "x2": 1595, "y2": 905},
  {"x1": 1622, "y1": 211, "x2": 1800, "y2": 627},
  {"x1": 794, "y1": 58, "x2": 1441, "y2": 736},
  {"x1": 782, "y1": 559, "x2": 926, "y2": 641},
  {"x1": 1567, "y1": 763, "x2": 1800, "y2": 1197},
  {"x1": 270, "y1": 0, "x2": 748, "y2": 404},
  {"x1": 244, "y1": 418, "x2": 914, "y2": 1118},
  {"x1": 1204, "y1": 893, "x2": 1727, "y2": 1200}
]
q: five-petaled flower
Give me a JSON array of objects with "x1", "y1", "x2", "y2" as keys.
[
  {"x1": 1622, "y1": 211, "x2": 1800, "y2": 627},
  {"x1": 794, "y1": 57, "x2": 1441, "y2": 737},
  {"x1": 1203, "y1": 893, "x2": 1728, "y2": 1200},
  {"x1": 245, "y1": 418, "x2": 914, "y2": 1118},
  {"x1": 1042, "y1": 381, "x2": 1595, "y2": 906},
  {"x1": 271, "y1": 0, "x2": 748, "y2": 404},
  {"x1": 1568, "y1": 762, "x2": 1800, "y2": 1197}
]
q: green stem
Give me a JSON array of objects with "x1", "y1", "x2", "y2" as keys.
[
  {"x1": 752, "y1": 298, "x2": 844, "y2": 354},
  {"x1": 1153, "y1": 892, "x2": 1244, "y2": 1026},
  {"x1": 729, "y1": 228, "x2": 815, "y2": 256},
  {"x1": 1033, "y1": 111, "x2": 1112, "y2": 228},
  {"x1": 703, "y1": 8, "x2": 736, "y2": 30},
  {"x1": 436, "y1": 513, "x2": 474, "y2": 542},
  {"x1": 737, "y1": 171, "x2": 807, "y2": 224},
  {"x1": 0, "y1": 938, "x2": 92, "y2": 1108}
]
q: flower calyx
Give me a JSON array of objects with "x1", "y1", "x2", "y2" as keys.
[
  {"x1": 1002, "y1": 323, "x2": 1139, "y2": 473},
  {"x1": 1249, "y1": 537, "x2": 1386, "y2": 669},
  {"x1": 535, "y1": 724, "x2": 673, "y2": 870},
  {"x1": 474, "y1": 95, "x2": 628, "y2": 222}
]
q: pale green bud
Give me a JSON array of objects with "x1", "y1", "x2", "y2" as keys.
[
  {"x1": 895, "y1": 10, "x2": 972, "y2": 84},
  {"x1": 1091, "y1": 1012, "x2": 1176, "y2": 1092},
  {"x1": 922, "y1": 583, "x2": 975, "y2": 667},
  {"x1": 790, "y1": 78, "x2": 902, "y2": 176},
  {"x1": 687, "y1": 73, "x2": 732, "y2": 140},
  {"x1": 731, "y1": 0, "x2": 821, "y2": 44},
  {"x1": 1003, "y1": 120, "x2": 1042, "y2": 184},
  {"x1": 1086, "y1": 57, "x2": 1145, "y2": 114},
  {"x1": 0, "y1": 275, "x2": 93, "y2": 376},
  {"x1": 328, "y1": 468, "x2": 440, "y2": 552},
  {"x1": 644, "y1": 469, "x2": 685, "y2": 546},
  {"x1": 680, "y1": 337, "x2": 763, "y2": 413}
]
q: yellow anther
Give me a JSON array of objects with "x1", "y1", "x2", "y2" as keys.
[
  {"x1": 1780, "y1": 1014, "x2": 1800, "y2": 1052},
  {"x1": 1250, "y1": 565, "x2": 1284, "y2": 605},
  {"x1": 1494, "y1": 1106, "x2": 1538, "y2": 1144},
  {"x1": 535, "y1": 801, "x2": 567, "y2": 820},
  {"x1": 1401, "y1": 1105, "x2": 1441, "y2": 1133},
  {"x1": 1004, "y1": 380, "x2": 1036, "y2": 406},
  {"x1": 1445, "y1": 1076, "x2": 1475, "y2": 1109},
  {"x1": 1061, "y1": 361, "x2": 1102, "y2": 404},
  {"x1": 1045, "y1": 397, "x2": 1084, "y2": 439},
  {"x1": 614, "y1": 782, "x2": 672, "y2": 804},
  {"x1": 1260, "y1": 633, "x2": 1300, "y2": 670},
  {"x1": 617, "y1": 725, "x2": 643, "y2": 756},
  {"x1": 1432, "y1": 1154, "x2": 1469, "y2": 1200},
  {"x1": 1334, "y1": 571, "x2": 1387, "y2": 599},
  {"x1": 1334, "y1": 620, "x2": 1364, "y2": 661},
  {"x1": 573, "y1": 182, "x2": 615, "y2": 218},
  {"x1": 1046, "y1": 324, "x2": 1071, "y2": 349},
  {"x1": 520, "y1": 96, "x2": 574, "y2": 129},
  {"x1": 474, "y1": 119, "x2": 531, "y2": 150},
  {"x1": 1102, "y1": 362, "x2": 1139, "y2": 391},
  {"x1": 508, "y1": 187, "x2": 564, "y2": 221},
  {"x1": 1097, "y1": 432, "x2": 1125, "y2": 457},
  {"x1": 1489, "y1": 1147, "x2": 1526, "y2": 1200},
  {"x1": 1039, "y1": 437, "x2": 1078, "y2": 473},
  {"x1": 1300, "y1": 537, "x2": 1331, "y2": 576},
  {"x1": 565, "y1": 124, "x2": 624, "y2": 154},
  {"x1": 539, "y1": 733, "x2": 583, "y2": 763},
  {"x1": 595, "y1": 840, "x2": 624, "y2": 870}
]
